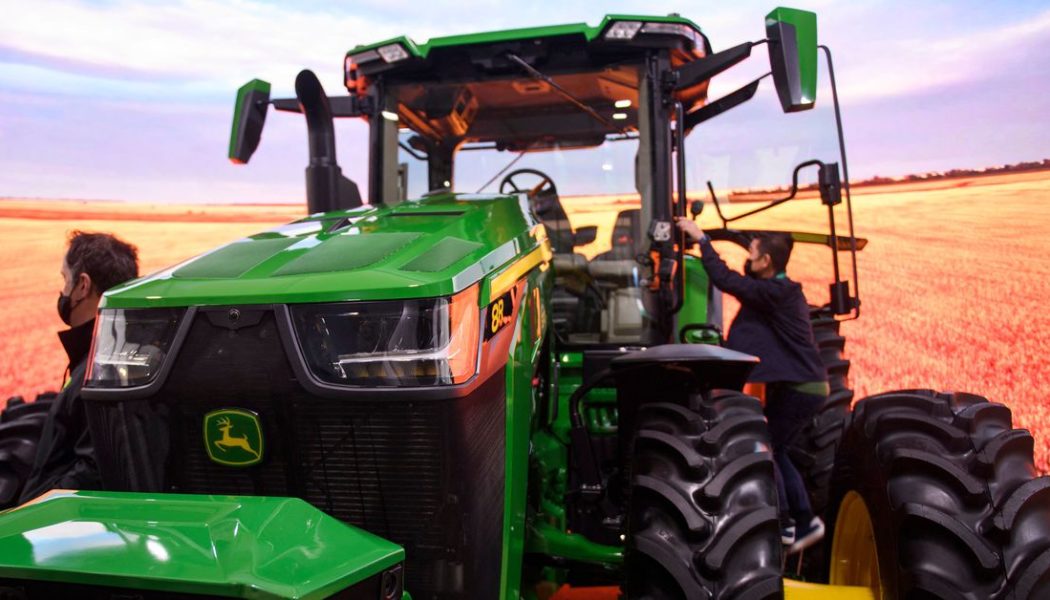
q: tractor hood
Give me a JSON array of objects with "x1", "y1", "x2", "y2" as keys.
[
  {"x1": 0, "y1": 490, "x2": 404, "y2": 599},
  {"x1": 102, "y1": 192, "x2": 543, "y2": 309}
]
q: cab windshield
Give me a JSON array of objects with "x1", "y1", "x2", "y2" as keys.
[{"x1": 388, "y1": 62, "x2": 658, "y2": 344}]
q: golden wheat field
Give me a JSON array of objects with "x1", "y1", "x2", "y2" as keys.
[{"x1": 1, "y1": 170, "x2": 1048, "y2": 471}]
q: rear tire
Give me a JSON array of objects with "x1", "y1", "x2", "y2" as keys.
[
  {"x1": 0, "y1": 396, "x2": 53, "y2": 508},
  {"x1": 623, "y1": 391, "x2": 782, "y2": 599},
  {"x1": 826, "y1": 389, "x2": 1050, "y2": 598},
  {"x1": 789, "y1": 309, "x2": 853, "y2": 518}
]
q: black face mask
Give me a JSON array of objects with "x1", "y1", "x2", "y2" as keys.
[
  {"x1": 57, "y1": 291, "x2": 82, "y2": 327},
  {"x1": 743, "y1": 258, "x2": 755, "y2": 278}
]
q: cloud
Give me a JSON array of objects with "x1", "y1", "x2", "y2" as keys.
[
  {"x1": 832, "y1": 7, "x2": 1050, "y2": 103},
  {"x1": 0, "y1": 0, "x2": 532, "y2": 95},
  {"x1": 0, "y1": 0, "x2": 1047, "y2": 203}
]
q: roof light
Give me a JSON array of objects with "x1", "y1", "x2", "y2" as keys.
[
  {"x1": 640, "y1": 22, "x2": 702, "y2": 47},
  {"x1": 612, "y1": 112, "x2": 628, "y2": 120},
  {"x1": 348, "y1": 49, "x2": 380, "y2": 64},
  {"x1": 604, "y1": 21, "x2": 643, "y2": 41},
  {"x1": 614, "y1": 99, "x2": 632, "y2": 108},
  {"x1": 377, "y1": 43, "x2": 410, "y2": 63}
]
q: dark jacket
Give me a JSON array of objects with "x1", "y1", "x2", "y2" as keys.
[
  {"x1": 19, "y1": 320, "x2": 100, "y2": 503},
  {"x1": 698, "y1": 238, "x2": 826, "y2": 384}
]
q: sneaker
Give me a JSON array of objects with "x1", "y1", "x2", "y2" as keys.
[
  {"x1": 780, "y1": 518, "x2": 796, "y2": 545},
  {"x1": 787, "y1": 516, "x2": 825, "y2": 555}
]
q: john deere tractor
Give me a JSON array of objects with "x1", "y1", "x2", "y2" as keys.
[{"x1": 1, "y1": 7, "x2": 1048, "y2": 600}]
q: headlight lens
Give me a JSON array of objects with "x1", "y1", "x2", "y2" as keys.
[
  {"x1": 291, "y1": 284, "x2": 480, "y2": 387},
  {"x1": 86, "y1": 308, "x2": 184, "y2": 388}
]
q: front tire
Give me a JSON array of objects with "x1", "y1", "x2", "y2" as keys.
[
  {"x1": 624, "y1": 392, "x2": 782, "y2": 599},
  {"x1": 826, "y1": 389, "x2": 1050, "y2": 598}
]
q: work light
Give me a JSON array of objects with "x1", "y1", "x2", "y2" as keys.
[
  {"x1": 377, "y1": 43, "x2": 410, "y2": 63},
  {"x1": 85, "y1": 308, "x2": 184, "y2": 388},
  {"x1": 604, "y1": 21, "x2": 643, "y2": 41},
  {"x1": 290, "y1": 284, "x2": 481, "y2": 387}
]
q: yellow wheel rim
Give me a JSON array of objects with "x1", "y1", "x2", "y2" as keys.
[{"x1": 830, "y1": 491, "x2": 882, "y2": 598}]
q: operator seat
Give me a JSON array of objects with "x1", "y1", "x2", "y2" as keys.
[
  {"x1": 532, "y1": 189, "x2": 575, "y2": 253},
  {"x1": 594, "y1": 209, "x2": 641, "y2": 262},
  {"x1": 591, "y1": 209, "x2": 646, "y2": 342}
]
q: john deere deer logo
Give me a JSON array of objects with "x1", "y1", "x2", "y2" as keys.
[{"x1": 203, "y1": 409, "x2": 264, "y2": 467}]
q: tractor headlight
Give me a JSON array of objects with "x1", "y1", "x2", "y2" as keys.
[
  {"x1": 290, "y1": 284, "x2": 481, "y2": 387},
  {"x1": 85, "y1": 308, "x2": 184, "y2": 388}
]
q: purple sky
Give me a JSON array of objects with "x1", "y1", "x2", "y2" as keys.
[{"x1": 1, "y1": 0, "x2": 1048, "y2": 203}]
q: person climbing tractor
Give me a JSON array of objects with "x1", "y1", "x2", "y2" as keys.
[
  {"x1": 18, "y1": 231, "x2": 138, "y2": 503},
  {"x1": 677, "y1": 217, "x2": 828, "y2": 554}
]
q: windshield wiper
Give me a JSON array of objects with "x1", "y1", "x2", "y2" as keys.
[
  {"x1": 504, "y1": 53, "x2": 629, "y2": 136},
  {"x1": 475, "y1": 150, "x2": 528, "y2": 193}
]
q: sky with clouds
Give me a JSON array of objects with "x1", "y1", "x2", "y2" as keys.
[{"x1": 0, "y1": 0, "x2": 1048, "y2": 203}]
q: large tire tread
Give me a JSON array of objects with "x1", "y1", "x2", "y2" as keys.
[
  {"x1": 827, "y1": 389, "x2": 1050, "y2": 599},
  {"x1": 625, "y1": 392, "x2": 782, "y2": 600}
]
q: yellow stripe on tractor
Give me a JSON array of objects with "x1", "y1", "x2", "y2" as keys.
[{"x1": 784, "y1": 579, "x2": 875, "y2": 600}]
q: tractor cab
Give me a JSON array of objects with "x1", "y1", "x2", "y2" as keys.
[{"x1": 233, "y1": 8, "x2": 859, "y2": 352}]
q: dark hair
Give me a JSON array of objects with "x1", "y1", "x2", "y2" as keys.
[
  {"x1": 756, "y1": 232, "x2": 794, "y2": 274},
  {"x1": 65, "y1": 231, "x2": 139, "y2": 294}
]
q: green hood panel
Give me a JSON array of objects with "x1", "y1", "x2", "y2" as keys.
[
  {"x1": 0, "y1": 490, "x2": 402, "y2": 599},
  {"x1": 102, "y1": 193, "x2": 540, "y2": 309}
]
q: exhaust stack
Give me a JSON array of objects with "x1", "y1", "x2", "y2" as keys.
[{"x1": 295, "y1": 70, "x2": 363, "y2": 214}]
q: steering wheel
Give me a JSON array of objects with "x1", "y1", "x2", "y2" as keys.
[{"x1": 499, "y1": 168, "x2": 558, "y2": 202}]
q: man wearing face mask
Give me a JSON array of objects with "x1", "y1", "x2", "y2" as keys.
[
  {"x1": 19, "y1": 231, "x2": 138, "y2": 503},
  {"x1": 676, "y1": 218, "x2": 827, "y2": 555}
]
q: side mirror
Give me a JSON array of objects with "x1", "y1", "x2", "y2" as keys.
[
  {"x1": 765, "y1": 7, "x2": 817, "y2": 113},
  {"x1": 228, "y1": 79, "x2": 271, "y2": 164},
  {"x1": 573, "y1": 226, "x2": 598, "y2": 247}
]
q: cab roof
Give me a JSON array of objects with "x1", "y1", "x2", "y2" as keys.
[{"x1": 347, "y1": 15, "x2": 708, "y2": 62}]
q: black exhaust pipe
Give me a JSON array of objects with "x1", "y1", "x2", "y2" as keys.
[{"x1": 295, "y1": 69, "x2": 362, "y2": 214}]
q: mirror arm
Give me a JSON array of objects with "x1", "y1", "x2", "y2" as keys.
[
  {"x1": 706, "y1": 181, "x2": 729, "y2": 229},
  {"x1": 672, "y1": 41, "x2": 761, "y2": 91},
  {"x1": 821, "y1": 44, "x2": 860, "y2": 319},
  {"x1": 272, "y1": 95, "x2": 372, "y2": 117},
  {"x1": 717, "y1": 159, "x2": 823, "y2": 224},
  {"x1": 684, "y1": 74, "x2": 766, "y2": 132}
]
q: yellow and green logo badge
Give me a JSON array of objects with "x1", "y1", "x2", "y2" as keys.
[{"x1": 203, "y1": 408, "x2": 264, "y2": 467}]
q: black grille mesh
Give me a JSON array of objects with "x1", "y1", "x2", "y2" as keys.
[{"x1": 87, "y1": 309, "x2": 504, "y2": 599}]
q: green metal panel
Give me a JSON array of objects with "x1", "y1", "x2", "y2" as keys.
[
  {"x1": 499, "y1": 265, "x2": 551, "y2": 598},
  {"x1": 348, "y1": 14, "x2": 704, "y2": 59},
  {"x1": 100, "y1": 194, "x2": 540, "y2": 309},
  {"x1": 766, "y1": 7, "x2": 818, "y2": 111},
  {"x1": 399, "y1": 237, "x2": 483, "y2": 273},
  {"x1": 173, "y1": 236, "x2": 299, "y2": 279},
  {"x1": 271, "y1": 232, "x2": 421, "y2": 276},
  {"x1": 680, "y1": 254, "x2": 721, "y2": 344},
  {"x1": 0, "y1": 490, "x2": 402, "y2": 599}
]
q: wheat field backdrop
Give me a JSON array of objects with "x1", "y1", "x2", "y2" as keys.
[{"x1": 2, "y1": 170, "x2": 1048, "y2": 470}]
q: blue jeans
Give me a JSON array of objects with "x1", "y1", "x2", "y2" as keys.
[{"x1": 765, "y1": 385, "x2": 826, "y2": 523}]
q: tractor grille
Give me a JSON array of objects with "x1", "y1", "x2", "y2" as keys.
[{"x1": 86, "y1": 308, "x2": 505, "y2": 599}]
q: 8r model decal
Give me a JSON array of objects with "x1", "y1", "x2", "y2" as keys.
[{"x1": 485, "y1": 290, "x2": 514, "y2": 339}]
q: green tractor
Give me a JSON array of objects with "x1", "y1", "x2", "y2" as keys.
[{"x1": 1, "y1": 7, "x2": 1049, "y2": 599}]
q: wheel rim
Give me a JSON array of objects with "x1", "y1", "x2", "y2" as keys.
[{"x1": 830, "y1": 490, "x2": 882, "y2": 597}]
